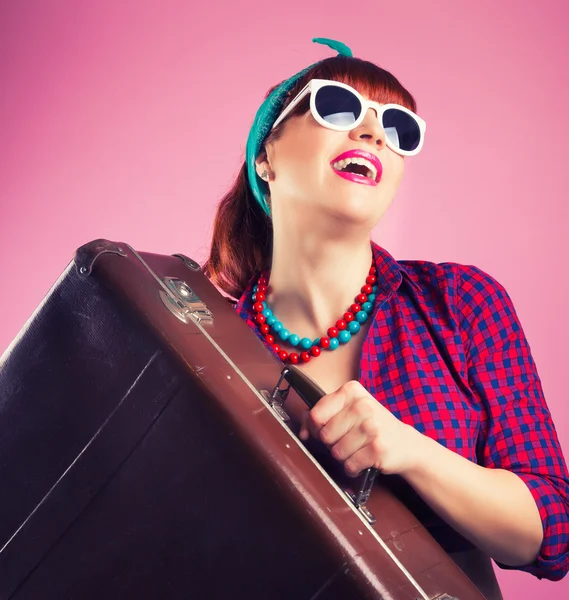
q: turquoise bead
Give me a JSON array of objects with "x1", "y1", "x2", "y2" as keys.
[
  {"x1": 338, "y1": 330, "x2": 351, "y2": 344},
  {"x1": 253, "y1": 285, "x2": 258, "y2": 292},
  {"x1": 300, "y1": 337, "x2": 312, "y2": 349},
  {"x1": 372, "y1": 285, "x2": 378, "y2": 294},
  {"x1": 279, "y1": 328, "x2": 290, "y2": 341},
  {"x1": 262, "y1": 302, "x2": 267, "y2": 310},
  {"x1": 262, "y1": 308, "x2": 272, "y2": 318},
  {"x1": 348, "y1": 321, "x2": 360, "y2": 334},
  {"x1": 266, "y1": 316, "x2": 276, "y2": 326},
  {"x1": 328, "y1": 337, "x2": 340, "y2": 350},
  {"x1": 367, "y1": 293, "x2": 376, "y2": 304},
  {"x1": 355, "y1": 311, "x2": 368, "y2": 323},
  {"x1": 313, "y1": 338, "x2": 320, "y2": 346},
  {"x1": 362, "y1": 302, "x2": 373, "y2": 313},
  {"x1": 288, "y1": 334, "x2": 300, "y2": 347},
  {"x1": 272, "y1": 321, "x2": 283, "y2": 333}
]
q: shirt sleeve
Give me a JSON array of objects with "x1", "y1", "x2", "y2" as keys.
[{"x1": 455, "y1": 264, "x2": 569, "y2": 581}]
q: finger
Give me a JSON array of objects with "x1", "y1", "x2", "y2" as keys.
[
  {"x1": 309, "y1": 380, "x2": 367, "y2": 437},
  {"x1": 317, "y1": 408, "x2": 358, "y2": 447},
  {"x1": 343, "y1": 443, "x2": 381, "y2": 478},
  {"x1": 328, "y1": 425, "x2": 369, "y2": 463},
  {"x1": 298, "y1": 411, "x2": 310, "y2": 441},
  {"x1": 316, "y1": 388, "x2": 379, "y2": 447}
]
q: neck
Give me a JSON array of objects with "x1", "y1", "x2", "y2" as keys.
[{"x1": 266, "y1": 231, "x2": 374, "y2": 340}]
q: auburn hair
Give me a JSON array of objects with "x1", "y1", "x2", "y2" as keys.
[{"x1": 202, "y1": 56, "x2": 418, "y2": 299}]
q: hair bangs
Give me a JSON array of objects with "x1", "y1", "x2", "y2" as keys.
[{"x1": 312, "y1": 57, "x2": 417, "y2": 113}]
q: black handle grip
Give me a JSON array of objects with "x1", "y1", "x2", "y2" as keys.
[
  {"x1": 281, "y1": 365, "x2": 379, "y2": 508},
  {"x1": 281, "y1": 365, "x2": 325, "y2": 409}
]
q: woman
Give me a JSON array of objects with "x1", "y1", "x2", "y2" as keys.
[{"x1": 204, "y1": 38, "x2": 569, "y2": 596}]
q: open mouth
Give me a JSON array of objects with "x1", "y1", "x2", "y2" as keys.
[
  {"x1": 332, "y1": 157, "x2": 378, "y2": 181},
  {"x1": 330, "y1": 151, "x2": 383, "y2": 186}
]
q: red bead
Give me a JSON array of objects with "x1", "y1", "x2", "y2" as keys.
[
  {"x1": 289, "y1": 353, "x2": 300, "y2": 364},
  {"x1": 255, "y1": 313, "x2": 266, "y2": 324},
  {"x1": 310, "y1": 346, "x2": 321, "y2": 357},
  {"x1": 265, "y1": 334, "x2": 275, "y2": 345},
  {"x1": 253, "y1": 301, "x2": 264, "y2": 313},
  {"x1": 369, "y1": 266, "x2": 376, "y2": 274},
  {"x1": 319, "y1": 337, "x2": 331, "y2": 349},
  {"x1": 336, "y1": 319, "x2": 347, "y2": 330},
  {"x1": 356, "y1": 293, "x2": 367, "y2": 304},
  {"x1": 366, "y1": 275, "x2": 377, "y2": 285},
  {"x1": 272, "y1": 344, "x2": 281, "y2": 353},
  {"x1": 257, "y1": 285, "x2": 268, "y2": 293},
  {"x1": 255, "y1": 292, "x2": 266, "y2": 302},
  {"x1": 258, "y1": 277, "x2": 269, "y2": 285},
  {"x1": 344, "y1": 312, "x2": 355, "y2": 322},
  {"x1": 300, "y1": 352, "x2": 311, "y2": 363},
  {"x1": 279, "y1": 350, "x2": 289, "y2": 361},
  {"x1": 350, "y1": 303, "x2": 361, "y2": 314},
  {"x1": 260, "y1": 324, "x2": 270, "y2": 334},
  {"x1": 327, "y1": 327, "x2": 339, "y2": 338},
  {"x1": 361, "y1": 284, "x2": 373, "y2": 295}
]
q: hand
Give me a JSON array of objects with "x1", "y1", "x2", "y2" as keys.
[{"x1": 299, "y1": 380, "x2": 420, "y2": 477}]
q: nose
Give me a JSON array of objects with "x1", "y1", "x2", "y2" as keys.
[{"x1": 349, "y1": 107, "x2": 387, "y2": 150}]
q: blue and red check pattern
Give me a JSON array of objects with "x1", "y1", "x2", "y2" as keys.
[{"x1": 234, "y1": 240, "x2": 569, "y2": 581}]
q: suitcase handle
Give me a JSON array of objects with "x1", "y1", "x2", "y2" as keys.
[{"x1": 279, "y1": 366, "x2": 380, "y2": 513}]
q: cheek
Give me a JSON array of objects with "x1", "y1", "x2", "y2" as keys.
[
  {"x1": 273, "y1": 133, "x2": 324, "y2": 187},
  {"x1": 381, "y1": 154, "x2": 404, "y2": 188},
  {"x1": 394, "y1": 161, "x2": 405, "y2": 186}
]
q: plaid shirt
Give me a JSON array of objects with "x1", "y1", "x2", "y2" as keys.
[{"x1": 234, "y1": 240, "x2": 569, "y2": 581}]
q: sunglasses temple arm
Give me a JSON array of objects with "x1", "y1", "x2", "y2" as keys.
[{"x1": 271, "y1": 85, "x2": 311, "y2": 130}]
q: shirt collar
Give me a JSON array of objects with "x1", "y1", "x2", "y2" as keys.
[
  {"x1": 370, "y1": 240, "x2": 421, "y2": 299},
  {"x1": 235, "y1": 240, "x2": 420, "y2": 315}
]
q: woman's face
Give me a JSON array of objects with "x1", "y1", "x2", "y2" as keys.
[{"x1": 257, "y1": 94, "x2": 405, "y2": 230}]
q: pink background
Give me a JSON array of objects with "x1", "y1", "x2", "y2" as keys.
[{"x1": 1, "y1": 1, "x2": 567, "y2": 596}]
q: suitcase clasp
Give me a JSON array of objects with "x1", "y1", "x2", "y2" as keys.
[{"x1": 160, "y1": 277, "x2": 214, "y2": 325}]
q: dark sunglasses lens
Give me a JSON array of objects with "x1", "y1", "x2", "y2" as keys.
[
  {"x1": 314, "y1": 85, "x2": 362, "y2": 127},
  {"x1": 383, "y1": 108, "x2": 421, "y2": 152}
]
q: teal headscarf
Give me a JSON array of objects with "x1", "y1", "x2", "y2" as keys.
[{"x1": 245, "y1": 38, "x2": 354, "y2": 217}]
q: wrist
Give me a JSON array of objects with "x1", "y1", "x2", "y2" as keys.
[{"x1": 399, "y1": 424, "x2": 435, "y2": 478}]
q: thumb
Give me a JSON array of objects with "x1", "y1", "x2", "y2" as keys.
[{"x1": 298, "y1": 411, "x2": 310, "y2": 441}]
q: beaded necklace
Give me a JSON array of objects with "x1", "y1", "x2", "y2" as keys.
[{"x1": 251, "y1": 261, "x2": 378, "y2": 364}]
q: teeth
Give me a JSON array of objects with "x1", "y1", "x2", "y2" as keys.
[{"x1": 332, "y1": 156, "x2": 377, "y2": 181}]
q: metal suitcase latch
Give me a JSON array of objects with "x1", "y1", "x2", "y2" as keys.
[{"x1": 159, "y1": 277, "x2": 213, "y2": 325}]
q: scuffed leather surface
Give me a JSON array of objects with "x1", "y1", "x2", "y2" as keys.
[
  {"x1": 0, "y1": 266, "x2": 164, "y2": 549},
  {"x1": 0, "y1": 259, "x2": 365, "y2": 599}
]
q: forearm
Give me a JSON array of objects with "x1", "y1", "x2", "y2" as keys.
[{"x1": 402, "y1": 426, "x2": 544, "y2": 566}]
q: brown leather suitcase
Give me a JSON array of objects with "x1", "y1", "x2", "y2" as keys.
[{"x1": 0, "y1": 239, "x2": 486, "y2": 599}]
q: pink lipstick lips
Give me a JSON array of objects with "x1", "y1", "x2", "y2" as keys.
[{"x1": 330, "y1": 149, "x2": 383, "y2": 186}]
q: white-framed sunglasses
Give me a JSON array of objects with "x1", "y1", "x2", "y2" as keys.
[{"x1": 271, "y1": 78, "x2": 426, "y2": 157}]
